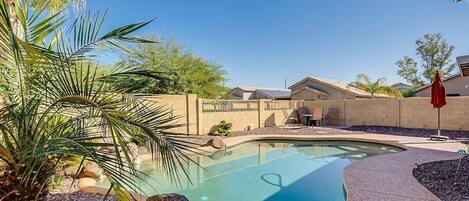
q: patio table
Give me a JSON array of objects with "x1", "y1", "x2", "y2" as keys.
[{"x1": 301, "y1": 114, "x2": 313, "y2": 126}]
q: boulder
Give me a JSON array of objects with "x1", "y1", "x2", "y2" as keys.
[
  {"x1": 63, "y1": 165, "x2": 80, "y2": 177},
  {"x1": 79, "y1": 163, "x2": 102, "y2": 180},
  {"x1": 208, "y1": 136, "x2": 225, "y2": 149},
  {"x1": 77, "y1": 177, "x2": 96, "y2": 191},
  {"x1": 146, "y1": 193, "x2": 189, "y2": 201}
]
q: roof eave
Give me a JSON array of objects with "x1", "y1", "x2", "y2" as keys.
[{"x1": 414, "y1": 74, "x2": 461, "y2": 92}]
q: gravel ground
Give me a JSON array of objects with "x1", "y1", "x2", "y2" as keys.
[
  {"x1": 344, "y1": 126, "x2": 469, "y2": 144},
  {"x1": 230, "y1": 126, "x2": 357, "y2": 136},
  {"x1": 413, "y1": 156, "x2": 469, "y2": 201},
  {"x1": 46, "y1": 192, "x2": 117, "y2": 201},
  {"x1": 48, "y1": 177, "x2": 79, "y2": 194}
]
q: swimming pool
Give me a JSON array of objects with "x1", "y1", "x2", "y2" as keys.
[{"x1": 96, "y1": 140, "x2": 402, "y2": 201}]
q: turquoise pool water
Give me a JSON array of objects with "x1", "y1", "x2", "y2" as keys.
[{"x1": 96, "y1": 140, "x2": 401, "y2": 201}]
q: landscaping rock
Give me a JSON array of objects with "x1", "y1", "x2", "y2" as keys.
[
  {"x1": 47, "y1": 192, "x2": 116, "y2": 201},
  {"x1": 79, "y1": 163, "x2": 102, "y2": 179},
  {"x1": 77, "y1": 177, "x2": 96, "y2": 190},
  {"x1": 63, "y1": 165, "x2": 80, "y2": 177},
  {"x1": 208, "y1": 136, "x2": 225, "y2": 149},
  {"x1": 413, "y1": 156, "x2": 469, "y2": 201},
  {"x1": 146, "y1": 193, "x2": 189, "y2": 201},
  {"x1": 345, "y1": 126, "x2": 469, "y2": 144},
  {"x1": 48, "y1": 177, "x2": 79, "y2": 194}
]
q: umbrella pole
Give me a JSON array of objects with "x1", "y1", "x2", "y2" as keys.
[
  {"x1": 430, "y1": 107, "x2": 448, "y2": 140},
  {"x1": 438, "y1": 108, "x2": 441, "y2": 136}
]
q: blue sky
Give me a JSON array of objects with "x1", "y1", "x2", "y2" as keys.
[{"x1": 87, "y1": 0, "x2": 469, "y2": 88}]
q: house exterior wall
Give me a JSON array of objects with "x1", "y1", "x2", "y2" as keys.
[
  {"x1": 290, "y1": 89, "x2": 328, "y2": 100},
  {"x1": 230, "y1": 88, "x2": 254, "y2": 100},
  {"x1": 415, "y1": 76, "x2": 469, "y2": 97},
  {"x1": 230, "y1": 89, "x2": 278, "y2": 100},
  {"x1": 290, "y1": 79, "x2": 356, "y2": 100}
]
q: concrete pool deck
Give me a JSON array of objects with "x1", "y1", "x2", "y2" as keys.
[
  {"x1": 204, "y1": 131, "x2": 464, "y2": 201},
  {"x1": 80, "y1": 127, "x2": 466, "y2": 201}
]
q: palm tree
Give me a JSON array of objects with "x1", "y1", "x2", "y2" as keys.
[
  {"x1": 0, "y1": 1, "x2": 198, "y2": 200},
  {"x1": 4, "y1": 0, "x2": 82, "y2": 38},
  {"x1": 30, "y1": 0, "x2": 84, "y2": 14},
  {"x1": 355, "y1": 74, "x2": 402, "y2": 98}
]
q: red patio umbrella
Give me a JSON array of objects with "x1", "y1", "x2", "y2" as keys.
[{"x1": 430, "y1": 71, "x2": 447, "y2": 140}]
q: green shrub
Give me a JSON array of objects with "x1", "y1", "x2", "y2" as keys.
[
  {"x1": 401, "y1": 88, "x2": 416, "y2": 97},
  {"x1": 217, "y1": 120, "x2": 232, "y2": 136}
]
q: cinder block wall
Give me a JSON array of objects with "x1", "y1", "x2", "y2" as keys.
[
  {"x1": 304, "y1": 97, "x2": 469, "y2": 131},
  {"x1": 138, "y1": 94, "x2": 195, "y2": 134},
  {"x1": 303, "y1": 100, "x2": 345, "y2": 125},
  {"x1": 199, "y1": 110, "x2": 259, "y2": 134},
  {"x1": 344, "y1": 99, "x2": 400, "y2": 127},
  {"x1": 136, "y1": 94, "x2": 469, "y2": 135},
  {"x1": 400, "y1": 97, "x2": 469, "y2": 130}
]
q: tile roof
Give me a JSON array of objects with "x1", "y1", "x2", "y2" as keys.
[
  {"x1": 231, "y1": 86, "x2": 291, "y2": 99},
  {"x1": 289, "y1": 76, "x2": 388, "y2": 98},
  {"x1": 255, "y1": 89, "x2": 291, "y2": 99}
]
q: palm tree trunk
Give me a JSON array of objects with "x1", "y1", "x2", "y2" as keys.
[{"x1": 5, "y1": 0, "x2": 24, "y2": 38}]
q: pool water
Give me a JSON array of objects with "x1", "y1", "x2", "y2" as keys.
[{"x1": 96, "y1": 140, "x2": 401, "y2": 201}]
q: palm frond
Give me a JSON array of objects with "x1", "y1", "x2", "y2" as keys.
[
  {"x1": 356, "y1": 73, "x2": 372, "y2": 85},
  {"x1": 377, "y1": 86, "x2": 403, "y2": 98},
  {"x1": 56, "y1": 12, "x2": 155, "y2": 63},
  {"x1": 0, "y1": 1, "x2": 200, "y2": 199},
  {"x1": 355, "y1": 74, "x2": 401, "y2": 98}
]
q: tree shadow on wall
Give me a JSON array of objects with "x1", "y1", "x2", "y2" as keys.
[{"x1": 264, "y1": 113, "x2": 276, "y2": 127}]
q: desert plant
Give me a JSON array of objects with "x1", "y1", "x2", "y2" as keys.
[
  {"x1": 355, "y1": 74, "x2": 402, "y2": 98},
  {"x1": 455, "y1": 149, "x2": 467, "y2": 175},
  {"x1": 216, "y1": 120, "x2": 232, "y2": 136},
  {"x1": 0, "y1": 1, "x2": 198, "y2": 200}
]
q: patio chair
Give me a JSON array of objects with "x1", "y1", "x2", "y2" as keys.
[
  {"x1": 282, "y1": 108, "x2": 298, "y2": 124},
  {"x1": 297, "y1": 107, "x2": 312, "y2": 125},
  {"x1": 312, "y1": 107, "x2": 323, "y2": 126},
  {"x1": 323, "y1": 108, "x2": 338, "y2": 126}
]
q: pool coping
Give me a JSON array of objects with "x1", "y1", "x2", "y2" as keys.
[{"x1": 79, "y1": 133, "x2": 465, "y2": 201}]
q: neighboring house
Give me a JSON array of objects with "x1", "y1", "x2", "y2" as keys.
[
  {"x1": 457, "y1": 55, "x2": 469, "y2": 77},
  {"x1": 391, "y1": 82, "x2": 412, "y2": 91},
  {"x1": 289, "y1": 76, "x2": 388, "y2": 100},
  {"x1": 230, "y1": 87, "x2": 291, "y2": 100},
  {"x1": 415, "y1": 74, "x2": 469, "y2": 97}
]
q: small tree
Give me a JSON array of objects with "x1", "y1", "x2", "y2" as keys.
[
  {"x1": 108, "y1": 35, "x2": 229, "y2": 99},
  {"x1": 355, "y1": 74, "x2": 402, "y2": 98},
  {"x1": 217, "y1": 121, "x2": 232, "y2": 136},
  {"x1": 396, "y1": 33, "x2": 456, "y2": 87}
]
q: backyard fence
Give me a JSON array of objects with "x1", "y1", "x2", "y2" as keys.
[
  {"x1": 303, "y1": 97, "x2": 469, "y2": 131},
  {"x1": 201, "y1": 100, "x2": 258, "y2": 112},
  {"x1": 134, "y1": 94, "x2": 469, "y2": 135},
  {"x1": 265, "y1": 100, "x2": 298, "y2": 110}
]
